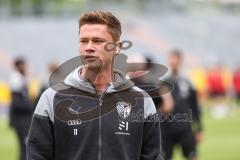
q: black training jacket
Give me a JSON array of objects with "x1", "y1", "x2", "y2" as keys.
[{"x1": 27, "y1": 67, "x2": 161, "y2": 160}]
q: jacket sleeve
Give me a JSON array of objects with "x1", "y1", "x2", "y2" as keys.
[
  {"x1": 26, "y1": 88, "x2": 55, "y2": 160},
  {"x1": 140, "y1": 97, "x2": 162, "y2": 160}
]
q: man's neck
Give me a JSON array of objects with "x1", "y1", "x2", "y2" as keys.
[{"x1": 81, "y1": 66, "x2": 112, "y2": 92}]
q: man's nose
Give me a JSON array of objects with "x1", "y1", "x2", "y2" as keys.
[{"x1": 85, "y1": 41, "x2": 95, "y2": 53}]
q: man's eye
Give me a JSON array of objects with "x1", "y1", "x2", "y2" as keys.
[
  {"x1": 80, "y1": 40, "x2": 88, "y2": 43},
  {"x1": 94, "y1": 40, "x2": 104, "y2": 43}
]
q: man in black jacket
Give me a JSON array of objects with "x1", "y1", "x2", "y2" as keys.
[
  {"x1": 27, "y1": 11, "x2": 161, "y2": 160},
  {"x1": 161, "y1": 49, "x2": 203, "y2": 160},
  {"x1": 9, "y1": 58, "x2": 34, "y2": 160}
]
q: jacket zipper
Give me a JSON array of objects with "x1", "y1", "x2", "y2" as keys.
[
  {"x1": 97, "y1": 90, "x2": 107, "y2": 160},
  {"x1": 86, "y1": 79, "x2": 109, "y2": 160}
]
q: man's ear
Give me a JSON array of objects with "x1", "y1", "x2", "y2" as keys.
[
  {"x1": 114, "y1": 47, "x2": 120, "y2": 55},
  {"x1": 113, "y1": 41, "x2": 121, "y2": 55}
]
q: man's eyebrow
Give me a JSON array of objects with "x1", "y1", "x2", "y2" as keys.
[
  {"x1": 80, "y1": 37, "x2": 105, "y2": 39},
  {"x1": 92, "y1": 37, "x2": 106, "y2": 40}
]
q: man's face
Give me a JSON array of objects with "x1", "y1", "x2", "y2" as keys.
[
  {"x1": 79, "y1": 24, "x2": 115, "y2": 70},
  {"x1": 168, "y1": 54, "x2": 182, "y2": 74},
  {"x1": 18, "y1": 63, "x2": 27, "y2": 76}
]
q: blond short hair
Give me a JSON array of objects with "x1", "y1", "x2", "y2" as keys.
[{"x1": 79, "y1": 11, "x2": 122, "y2": 41}]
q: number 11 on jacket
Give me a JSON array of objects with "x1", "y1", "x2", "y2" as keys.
[{"x1": 74, "y1": 129, "x2": 78, "y2": 135}]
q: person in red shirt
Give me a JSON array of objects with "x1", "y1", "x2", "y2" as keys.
[
  {"x1": 207, "y1": 65, "x2": 226, "y2": 98},
  {"x1": 233, "y1": 66, "x2": 240, "y2": 105}
]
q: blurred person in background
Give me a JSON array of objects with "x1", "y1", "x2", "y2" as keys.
[
  {"x1": 9, "y1": 57, "x2": 34, "y2": 160},
  {"x1": 207, "y1": 64, "x2": 226, "y2": 98},
  {"x1": 127, "y1": 54, "x2": 173, "y2": 112},
  {"x1": 161, "y1": 49, "x2": 203, "y2": 160},
  {"x1": 34, "y1": 61, "x2": 60, "y2": 105},
  {"x1": 206, "y1": 64, "x2": 232, "y2": 118},
  {"x1": 233, "y1": 65, "x2": 240, "y2": 106}
]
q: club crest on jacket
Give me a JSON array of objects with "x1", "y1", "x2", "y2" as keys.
[{"x1": 116, "y1": 102, "x2": 131, "y2": 119}]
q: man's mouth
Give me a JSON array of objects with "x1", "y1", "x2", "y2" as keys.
[{"x1": 83, "y1": 55, "x2": 98, "y2": 62}]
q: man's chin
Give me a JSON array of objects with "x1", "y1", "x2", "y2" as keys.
[
  {"x1": 84, "y1": 63, "x2": 103, "y2": 71},
  {"x1": 82, "y1": 58, "x2": 103, "y2": 69}
]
